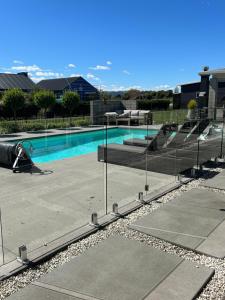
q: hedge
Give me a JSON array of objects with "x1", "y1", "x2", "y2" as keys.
[
  {"x1": 0, "y1": 116, "x2": 90, "y2": 134},
  {"x1": 0, "y1": 101, "x2": 90, "y2": 119},
  {"x1": 138, "y1": 99, "x2": 171, "y2": 110}
]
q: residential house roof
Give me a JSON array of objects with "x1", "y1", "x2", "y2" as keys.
[
  {"x1": 199, "y1": 68, "x2": 225, "y2": 76},
  {"x1": 0, "y1": 73, "x2": 36, "y2": 90},
  {"x1": 37, "y1": 77, "x2": 81, "y2": 91}
]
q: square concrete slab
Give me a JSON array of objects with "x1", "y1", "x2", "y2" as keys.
[
  {"x1": 201, "y1": 170, "x2": 225, "y2": 190},
  {"x1": 129, "y1": 188, "x2": 225, "y2": 258},
  {"x1": 19, "y1": 236, "x2": 214, "y2": 300},
  {"x1": 6, "y1": 284, "x2": 82, "y2": 300}
]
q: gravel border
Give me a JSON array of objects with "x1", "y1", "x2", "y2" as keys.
[{"x1": 0, "y1": 166, "x2": 225, "y2": 299}]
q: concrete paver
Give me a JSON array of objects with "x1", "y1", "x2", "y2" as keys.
[
  {"x1": 129, "y1": 188, "x2": 225, "y2": 258},
  {"x1": 6, "y1": 284, "x2": 83, "y2": 300},
  {"x1": 6, "y1": 236, "x2": 214, "y2": 300},
  {"x1": 201, "y1": 169, "x2": 225, "y2": 190}
]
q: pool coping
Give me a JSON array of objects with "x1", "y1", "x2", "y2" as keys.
[
  {"x1": 0, "y1": 176, "x2": 192, "y2": 282},
  {"x1": 0, "y1": 125, "x2": 160, "y2": 143}
]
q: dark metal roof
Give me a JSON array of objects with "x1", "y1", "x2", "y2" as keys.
[
  {"x1": 0, "y1": 73, "x2": 36, "y2": 90},
  {"x1": 199, "y1": 68, "x2": 225, "y2": 76},
  {"x1": 37, "y1": 77, "x2": 80, "y2": 91}
]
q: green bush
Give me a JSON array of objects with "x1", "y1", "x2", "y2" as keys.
[
  {"x1": 2, "y1": 88, "x2": 25, "y2": 119},
  {"x1": 62, "y1": 91, "x2": 80, "y2": 117},
  {"x1": 187, "y1": 99, "x2": 197, "y2": 110},
  {"x1": 0, "y1": 116, "x2": 90, "y2": 134},
  {"x1": 138, "y1": 99, "x2": 170, "y2": 110},
  {"x1": 33, "y1": 90, "x2": 56, "y2": 116}
]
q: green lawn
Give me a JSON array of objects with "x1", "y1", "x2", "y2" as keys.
[{"x1": 152, "y1": 109, "x2": 187, "y2": 124}]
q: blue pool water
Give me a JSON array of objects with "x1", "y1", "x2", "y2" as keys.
[{"x1": 21, "y1": 128, "x2": 157, "y2": 163}]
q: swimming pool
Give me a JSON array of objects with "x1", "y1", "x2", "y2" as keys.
[{"x1": 21, "y1": 128, "x2": 157, "y2": 163}]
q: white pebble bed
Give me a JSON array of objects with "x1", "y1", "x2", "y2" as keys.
[{"x1": 0, "y1": 166, "x2": 225, "y2": 299}]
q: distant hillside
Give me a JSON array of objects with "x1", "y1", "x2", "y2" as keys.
[{"x1": 106, "y1": 91, "x2": 126, "y2": 96}]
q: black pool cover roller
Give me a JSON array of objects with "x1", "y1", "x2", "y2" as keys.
[{"x1": 0, "y1": 142, "x2": 17, "y2": 167}]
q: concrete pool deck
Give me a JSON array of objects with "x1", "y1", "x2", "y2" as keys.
[{"x1": 0, "y1": 150, "x2": 175, "y2": 266}]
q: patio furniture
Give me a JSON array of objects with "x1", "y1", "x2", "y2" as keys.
[
  {"x1": 116, "y1": 118, "x2": 131, "y2": 126},
  {"x1": 105, "y1": 109, "x2": 152, "y2": 126},
  {"x1": 104, "y1": 112, "x2": 118, "y2": 125},
  {"x1": 97, "y1": 119, "x2": 211, "y2": 175}
]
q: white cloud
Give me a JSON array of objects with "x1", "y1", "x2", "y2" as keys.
[
  {"x1": 108, "y1": 84, "x2": 126, "y2": 91},
  {"x1": 13, "y1": 60, "x2": 24, "y2": 64},
  {"x1": 89, "y1": 65, "x2": 110, "y2": 70},
  {"x1": 68, "y1": 63, "x2": 76, "y2": 68},
  {"x1": 123, "y1": 70, "x2": 131, "y2": 75},
  {"x1": 70, "y1": 73, "x2": 82, "y2": 77},
  {"x1": 104, "y1": 84, "x2": 142, "y2": 91},
  {"x1": 106, "y1": 61, "x2": 112, "y2": 65},
  {"x1": 127, "y1": 85, "x2": 142, "y2": 90},
  {"x1": 35, "y1": 71, "x2": 64, "y2": 77},
  {"x1": 86, "y1": 73, "x2": 100, "y2": 81},
  {"x1": 30, "y1": 76, "x2": 46, "y2": 83},
  {"x1": 11, "y1": 64, "x2": 41, "y2": 72},
  {"x1": 151, "y1": 84, "x2": 173, "y2": 91}
]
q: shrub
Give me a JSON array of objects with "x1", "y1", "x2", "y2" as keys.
[
  {"x1": 138, "y1": 99, "x2": 170, "y2": 110},
  {"x1": 187, "y1": 99, "x2": 197, "y2": 110},
  {"x1": 0, "y1": 116, "x2": 90, "y2": 134},
  {"x1": 33, "y1": 90, "x2": 56, "y2": 116},
  {"x1": 78, "y1": 101, "x2": 90, "y2": 116},
  {"x1": 2, "y1": 88, "x2": 25, "y2": 119},
  {"x1": 62, "y1": 91, "x2": 80, "y2": 117}
]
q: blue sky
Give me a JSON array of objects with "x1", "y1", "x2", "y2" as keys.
[{"x1": 0, "y1": 0, "x2": 225, "y2": 91}]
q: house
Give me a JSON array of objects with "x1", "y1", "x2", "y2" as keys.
[
  {"x1": 174, "y1": 67, "x2": 225, "y2": 112},
  {"x1": 37, "y1": 76, "x2": 99, "y2": 101},
  {"x1": 0, "y1": 72, "x2": 36, "y2": 94}
]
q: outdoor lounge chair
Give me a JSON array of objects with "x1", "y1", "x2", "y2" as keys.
[
  {"x1": 123, "y1": 124, "x2": 172, "y2": 150},
  {"x1": 98, "y1": 118, "x2": 213, "y2": 175}
]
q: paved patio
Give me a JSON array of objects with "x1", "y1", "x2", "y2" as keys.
[
  {"x1": 201, "y1": 169, "x2": 225, "y2": 190},
  {"x1": 129, "y1": 188, "x2": 225, "y2": 258},
  {"x1": 7, "y1": 236, "x2": 214, "y2": 300},
  {"x1": 0, "y1": 151, "x2": 174, "y2": 265}
]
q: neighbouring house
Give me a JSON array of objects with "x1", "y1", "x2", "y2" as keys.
[
  {"x1": 0, "y1": 72, "x2": 36, "y2": 94},
  {"x1": 37, "y1": 76, "x2": 99, "y2": 101},
  {"x1": 174, "y1": 67, "x2": 225, "y2": 112}
]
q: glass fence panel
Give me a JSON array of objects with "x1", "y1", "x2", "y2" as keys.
[
  {"x1": 105, "y1": 112, "x2": 148, "y2": 212},
  {"x1": 0, "y1": 105, "x2": 106, "y2": 265},
  {"x1": 144, "y1": 114, "x2": 178, "y2": 196}
]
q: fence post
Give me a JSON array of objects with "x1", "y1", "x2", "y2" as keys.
[{"x1": 0, "y1": 209, "x2": 5, "y2": 265}]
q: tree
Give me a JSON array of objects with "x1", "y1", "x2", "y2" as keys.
[
  {"x1": 2, "y1": 88, "x2": 25, "y2": 119},
  {"x1": 62, "y1": 91, "x2": 80, "y2": 123},
  {"x1": 33, "y1": 90, "x2": 56, "y2": 117},
  {"x1": 123, "y1": 89, "x2": 141, "y2": 100}
]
